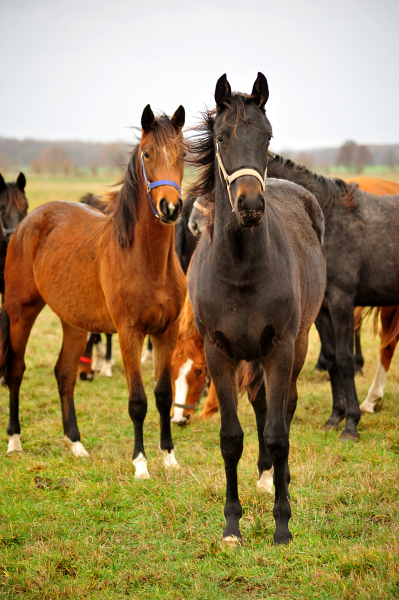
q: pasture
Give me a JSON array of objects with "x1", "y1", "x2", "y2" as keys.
[{"x1": 1, "y1": 173, "x2": 399, "y2": 599}]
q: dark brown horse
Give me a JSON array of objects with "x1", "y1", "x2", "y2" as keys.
[
  {"x1": 1, "y1": 105, "x2": 187, "y2": 478},
  {"x1": 188, "y1": 73, "x2": 326, "y2": 545}
]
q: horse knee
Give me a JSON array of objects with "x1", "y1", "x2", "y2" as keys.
[
  {"x1": 264, "y1": 430, "x2": 289, "y2": 463},
  {"x1": 220, "y1": 430, "x2": 244, "y2": 463},
  {"x1": 128, "y1": 391, "x2": 147, "y2": 422}
]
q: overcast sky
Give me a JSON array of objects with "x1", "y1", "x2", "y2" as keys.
[{"x1": 1, "y1": 0, "x2": 398, "y2": 150}]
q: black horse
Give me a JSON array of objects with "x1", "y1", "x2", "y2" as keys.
[
  {"x1": 175, "y1": 194, "x2": 198, "y2": 274},
  {"x1": 267, "y1": 154, "x2": 399, "y2": 440},
  {"x1": 188, "y1": 73, "x2": 326, "y2": 545},
  {"x1": 0, "y1": 174, "x2": 28, "y2": 296}
]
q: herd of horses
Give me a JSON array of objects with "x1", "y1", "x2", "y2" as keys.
[{"x1": 1, "y1": 73, "x2": 399, "y2": 545}]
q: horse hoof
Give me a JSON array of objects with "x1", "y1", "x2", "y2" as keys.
[
  {"x1": 64, "y1": 437, "x2": 90, "y2": 457},
  {"x1": 222, "y1": 534, "x2": 242, "y2": 545},
  {"x1": 163, "y1": 449, "x2": 179, "y2": 469},
  {"x1": 133, "y1": 453, "x2": 151, "y2": 479},
  {"x1": 7, "y1": 434, "x2": 23, "y2": 454},
  {"x1": 273, "y1": 531, "x2": 292, "y2": 545},
  {"x1": 257, "y1": 468, "x2": 274, "y2": 494},
  {"x1": 340, "y1": 432, "x2": 360, "y2": 443}
]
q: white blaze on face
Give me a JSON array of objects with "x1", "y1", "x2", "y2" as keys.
[
  {"x1": 171, "y1": 358, "x2": 193, "y2": 423},
  {"x1": 360, "y1": 360, "x2": 388, "y2": 413}
]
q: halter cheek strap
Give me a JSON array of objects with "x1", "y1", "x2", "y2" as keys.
[
  {"x1": 215, "y1": 142, "x2": 274, "y2": 218},
  {"x1": 193, "y1": 198, "x2": 206, "y2": 214},
  {"x1": 141, "y1": 153, "x2": 182, "y2": 219}
]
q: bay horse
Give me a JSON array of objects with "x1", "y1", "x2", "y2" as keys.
[
  {"x1": 267, "y1": 156, "x2": 399, "y2": 440},
  {"x1": 0, "y1": 173, "x2": 28, "y2": 297},
  {"x1": 1, "y1": 105, "x2": 187, "y2": 478},
  {"x1": 188, "y1": 73, "x2": 326, "y2": 545}
]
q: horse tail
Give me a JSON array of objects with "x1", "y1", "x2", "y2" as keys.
[
  {"x1": 238, "y1": 360, "x2": 264, "y2": 400},
  {"x1": 354, "y1": 306, "x2": 380, "y2": 335},
  {"x1": 0, "y1": 304, "x2": 10, "y2": 378},
  {"x1": 380, "y1": 307, "x2": 399, "y2": 349}
]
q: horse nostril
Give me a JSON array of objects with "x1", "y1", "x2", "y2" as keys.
[
  {"x1": 159, "y1": 199, "x2": 169, "y2": 216},
  {"x1": 237, "y1": 196, "x2": 245, "y2": 212}
]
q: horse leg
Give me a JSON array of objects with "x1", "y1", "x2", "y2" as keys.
[
  {"x1": 317, "y1": 305, "x2": 347, "y2": 430},
  {"x1": 55, "y1": 321, "x2": 89, "y2": 457},
  {"x1": 92, "y1": 333, "x2": 105, "y2": 372},
  {"x1": 78, "y1": 333, "x2": 95, "y2": 381},
  {"x1": 118, "y1": 328, "x2": 149, "y2": 478},
  {"x1": 141, "y1": 336, "x2": 153, "y2": 364},
  {"x1": 314, "y1": 312, "x2": 328, "y2": 371},
  {"x1": 249, "y1": 375, "x2": 273, "y2": 493},
  {"x1": 152, "y1": 323, "x2": 180, "y2": 469},
  {"x1": 205, "y1": 340, "x2": 242, "y2": 543},
  {"x1": 100, "y1": 333, "x2": 113, "y2": 377},
  {"x1": 327, "y1": 291, "x2": 361, "y2": 441},
  {"x1": 262, "y1": 340, "x2": 295, "y2": 545},
  {"x1": 198, "y1": 379, "x2": 219, "y2": 420},
  {"x1": 354, "y1": 325, "x2": 364, "y2": 374},
  {"x1": 6, "y1": 300, "x2": 45, "y2": 453}
]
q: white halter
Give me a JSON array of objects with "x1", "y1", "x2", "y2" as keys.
[{"x1": 215, "y1": 142, "x2": 273, "y2": 217}]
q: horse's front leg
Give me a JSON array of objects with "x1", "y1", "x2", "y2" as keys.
[
  {"x1": 263, "y1": 340, "x2": 295, "y2": 545},
  {"x1": 204, "y1": 340, "x2": 242, "y2": 543},
  {"x1": 118, "y1": 328, "x2": 149, "y2": 478},
  {"x1": 152, "y1": 321, "x2": 180, "y2": 470}
]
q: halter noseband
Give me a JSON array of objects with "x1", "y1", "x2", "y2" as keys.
[
  {"x1": 215, "y1": 142, "x2": 274, "y2": 217},
  {"x1": 140, "y1": 153, "x2": 182, "y2": 219},
  {"x1": 172, "y1": 374, "x2": 209, "y2": 413},
  {"x1": 193, "y1": 198, "x2": 206, "y2": 215}
]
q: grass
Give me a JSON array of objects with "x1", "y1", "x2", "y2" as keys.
[{"x1": 0, "y1": 173, "x2": 398, "y2": 599}]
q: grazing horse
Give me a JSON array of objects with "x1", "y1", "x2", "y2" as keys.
[
  {"x1": 188, "y1": 73, "x2": 326, "y2": 545},
  {"x1": 267, "y1": 156, "x2": 399, "y2": 439},
  {"x1": 1, "y1": 105, "x2": 187, "y2": 478},
  {"x1": 0, "y1": 174, "x2": 28, "y2": 297}
]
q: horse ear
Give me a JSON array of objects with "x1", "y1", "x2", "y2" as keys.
[
  {"x1": 141, "y1": 104, "x2": 156, "y2": 133},
  {"x1": 171, "y1": 105, "x2": 185, "y2": 131},
  {"x1": 0, "y1": 175, "x2": 5, "y2": 193},
  {"x1": 215, "y1": 74, "x2": 232, "y2": 110},
  {"x1": 17, "y1": 172, "x2": 26, "y2": 191},
  {"x1": 251, "y1": 72, "x2": 269, "y2": 109}
]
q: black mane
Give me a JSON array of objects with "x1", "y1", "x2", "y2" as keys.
[{"x1": 268, "y1": 155, "x2": 358, "y2": 213}]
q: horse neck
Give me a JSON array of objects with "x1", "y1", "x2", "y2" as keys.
[{"x1": 136, "y1": 186, "x2": 176, "y2": 268}]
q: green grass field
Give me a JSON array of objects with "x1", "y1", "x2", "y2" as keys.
[{"x1": 0, "y1": 174, "x2": 398, "y2": 599}]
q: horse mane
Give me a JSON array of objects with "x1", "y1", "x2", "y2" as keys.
[
  {"x1": 268, "y1": 155, "x2": 358, "y2": 213},
  {"x1": 107, "y1": 115, "x2": 184, "y2": 248},
  {"x1": 79, "y1": 193, "x2": 109, "y2": 214},
  {"x1": 0, "y1": 183, "x2": 28, "y2": 216}
]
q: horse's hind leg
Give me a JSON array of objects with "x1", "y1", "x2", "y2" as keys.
[
  {"x1": 55, "y1": 321, "x2": 89, "y2": 457},
  {"x1": 6, "y1": 299, "x2": 45, "y2": 453},
  {"x1": 152, "y1": 322, "x2": 180, "y2": 470},
  {"x1": 99, "y1": 333, "x2": 113, "y2": 377},
  {"x1": 249, "y1": 374, "x2": 273, "y2": 494}
]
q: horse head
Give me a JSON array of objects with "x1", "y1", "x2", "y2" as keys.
[
  {"x1": 0, "y1": 173, "x2": 28, "y2": 241},
  {"x1": 213, "y1": 73, "x2": 272, "y2": 228},
  {"x1": 140, "y1": 104, "x2": 185, "y2": 224}
]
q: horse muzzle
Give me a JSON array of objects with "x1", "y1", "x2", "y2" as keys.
[
  {"x1": 158, "y1": 197, "x2": 183, "y2": 223},
  {"x1": 237, "y1": 193, "x2": 265, "y2": 227}
]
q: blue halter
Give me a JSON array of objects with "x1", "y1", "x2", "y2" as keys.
[{"x1": 141, "y1": 153, "x2": 182, "y2": 219}]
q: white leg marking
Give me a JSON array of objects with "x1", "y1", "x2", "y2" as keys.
[
  {"x1": 133, "y1": 452, "x2": 150, "y2": 479},
  {"x1": 162, "y1": 448, "x2": 179, "y2": 469},
  {"x1": 360, "y1": 361, "x2": 388, "y2": 413},
  {"x1": 141, "y1": 348, "x2": 153, "y2": 364},
  {"x1": 64, "y1": 435, "x2": 90, "y2": 457},
  {"x1": 257, "y1": 468, "x2": 274, "y2": 493},
  {"x1": 223, "y1": 535, "x2": 241, "y2": 544},
  {"x1": 99, "y1": 359, "x2": 113, "y2": 377},
  {"x1": 7, "y1": 434, "x2": 23, "y2": 453},
  {"x1": 171, "y1": 358, "x2": 193, "y2": 424}
]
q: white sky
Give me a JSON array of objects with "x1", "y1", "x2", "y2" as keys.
[{"x1": 1, "y1": 0, "x2": 398, "y2": 150}]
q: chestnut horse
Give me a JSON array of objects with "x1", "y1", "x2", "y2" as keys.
[
  {"x1": 1, "y1": 105, "x2": 187, "y2": 479},
  {"x1": 189, "y1": 73, "x2": 326, "y2": 545}
]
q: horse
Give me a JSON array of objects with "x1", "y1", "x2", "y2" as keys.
[
  {"x1": 0, "y1": 173, "x2": 28, "y2": 297},
  {"x1": 188, "y1": 195, "x2": 207, "y2": 237},
  {"x1": 188, "y1": 73, "x2": 326, "y2": 545},
  {"x1": 266, "y1": 155, "x2": 399, "y2": 440},
  {"x1": 1, "y1": 105, "x2": 187, "y2": 479}
]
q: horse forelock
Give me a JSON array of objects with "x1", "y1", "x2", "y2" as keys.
[
  {"x1": 0, "y1": 183, "x2": 28, "y2": 216},
  {"x1": 270, "y1": 155, "x2": 358, "y2": 213}
]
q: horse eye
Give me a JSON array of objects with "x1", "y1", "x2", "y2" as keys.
[
  {"x1": 196, "y1": 369, "x2": 203, "y2": 376},
  {"x1": 143, "y1": 151, "x2": 150, "y2": 159},
  {"x1": 216, "y1": 135, "x2": 223, "y2": 144}
]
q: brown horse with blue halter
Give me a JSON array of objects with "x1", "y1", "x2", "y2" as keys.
[{"x1": 1, "y1": 105, "x2": 187, "y2": 478}]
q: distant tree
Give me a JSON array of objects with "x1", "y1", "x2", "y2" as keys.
[
  {"x1": 0, "y1": 150, "x2": 11, "y2": 173},
  {"x1": 30, "y1": 158, "x2": 42, "y2": 174},
  {"x1": 89, "y1": 160, "x2": 98, "y2": 177},
  {"x1": 100, "y1": 143, "x2": 128, "y2": 170},
  {"x1": 385, "y1": 148, "x2": 398, "y2": 170},
  {"x1": 337, "y1": 141, "x2": 373, "y2": 173},
  {"x1": 295, "y1": 152, "x2": 314, "y2": 170},
  {"x1": 38, "y1": 146, "x2": 73, "y2": 175}
]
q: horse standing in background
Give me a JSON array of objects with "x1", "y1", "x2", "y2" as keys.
[
  {"x1": 0, "y1": 174, "x2": 28, "y2": 298},
  {"x1": 1, "y1": 105, "x2": 187, "y2": 479},
  {"x1": 189, "y1": 73, "x2": 326, "y2": 544},
  {"x1": 267, "y1": 156, "x2": 399, "y2": 439}
]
